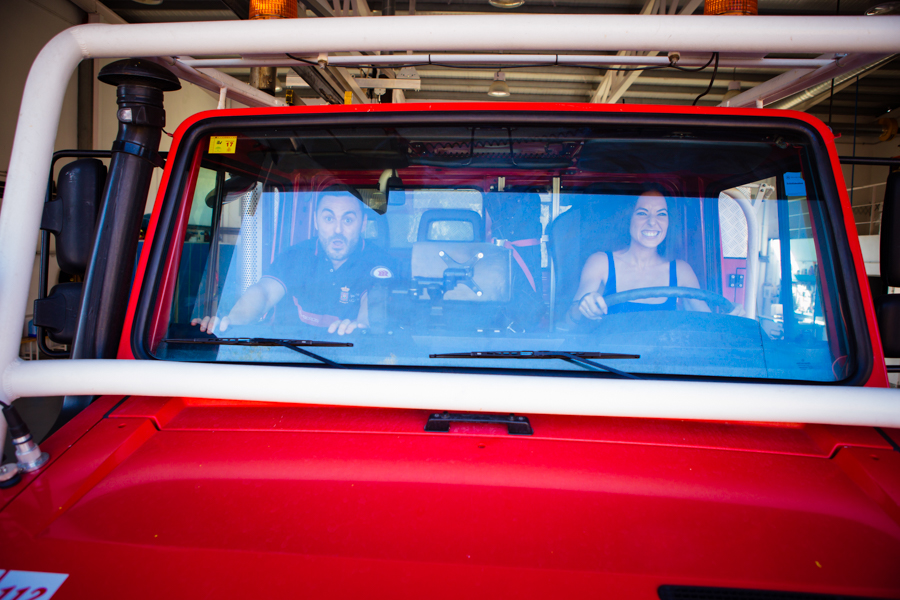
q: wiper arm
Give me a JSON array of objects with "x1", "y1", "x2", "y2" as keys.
[
  {"x1": 430, "y1": 350, "x2": 641, "y2": 380},
  {"x1": 164, "y1": 337, "x2": 351, "y2": 369}
]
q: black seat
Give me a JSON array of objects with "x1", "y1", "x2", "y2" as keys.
[{"x1": 546, "y1": 189, "x2": 637, "y2": 325}]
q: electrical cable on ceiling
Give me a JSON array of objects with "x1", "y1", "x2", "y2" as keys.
[
  {"x1": 285, "y1": 53, "x2": 718, "y2": 74},
  {"x1": 692, "y1": 53, "x2": 720, "y2": 106},
  {"x1": 669, "y1": 53, "x2": 717, "y2": 73}
]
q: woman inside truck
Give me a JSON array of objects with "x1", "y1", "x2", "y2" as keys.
[{"x1": 567, "y1": 189, "x2": 711, "y2": 325}]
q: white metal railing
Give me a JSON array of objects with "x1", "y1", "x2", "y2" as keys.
[
  {"x1": 181, "y1": 54, "x2": 839, "y2": 70},
  {"x1": 1, "y1": 16, "x2": 899, "y2": 427}
]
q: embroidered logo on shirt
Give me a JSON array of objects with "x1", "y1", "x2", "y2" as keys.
[
  {"x1": 340, "y1": 286, "x2": 350, "y2": 304},
  {"x1": 371, "y1": 266, "x2": 393, "y2": 279}
]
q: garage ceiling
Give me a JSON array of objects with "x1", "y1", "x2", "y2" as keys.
[{"x1": 99, "y1": 0, "x2": 900, "y2": 144}]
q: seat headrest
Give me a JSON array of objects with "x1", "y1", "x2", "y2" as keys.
[{"x1": 417, "y1": 209, "x2": 484, "y2": 242}]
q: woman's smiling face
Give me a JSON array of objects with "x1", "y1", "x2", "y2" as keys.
[{"x1": 629, "y1": 191, "x2": 669, "y2": 250}]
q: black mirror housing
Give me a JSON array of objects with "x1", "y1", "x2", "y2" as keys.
[
  {"x1": 33, "y1": 282, "x2": 83, "y2": 345},
  {"x1": 41, "y1": 158, "x2": 106, "y2": 275}
]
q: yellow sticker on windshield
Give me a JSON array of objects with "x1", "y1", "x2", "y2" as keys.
[{"x1": 209, "y1": 136, "x2": 237, "y2": 154}]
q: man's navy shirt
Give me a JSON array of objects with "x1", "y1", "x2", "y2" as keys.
[{"x1": 264, "y1": 239, "x2": 395, "y2": 329}]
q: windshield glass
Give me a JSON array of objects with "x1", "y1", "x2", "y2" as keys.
[{"x1": 149, "y1": 117, "x2": 853, "y2": 382}]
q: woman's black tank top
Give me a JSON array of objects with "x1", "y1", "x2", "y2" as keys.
[{"x1": 602, "y1": 251, "x2": 677, "y2": 314}]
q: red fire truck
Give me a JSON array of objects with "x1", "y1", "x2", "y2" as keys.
[{"x1": 1, "y1": 14, "x2": 899, "y2": 599}]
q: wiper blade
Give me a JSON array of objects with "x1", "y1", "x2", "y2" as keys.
[
  {"x1": 431, "y1": 350, "x2": 638, "y2": 360},
  {"x1": 164, "y1": 337, "x2": 351, "y2": 369},
  {"x1": 430, "y1": 350, "x2": 641, "y2": 380},
  {"x1": 167, "y1": 337, "x2": 352, "y2": 348}
]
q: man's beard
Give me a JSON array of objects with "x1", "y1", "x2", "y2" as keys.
[{"x1": 322, "y1": 233, "x2": 357, "y2": 262}]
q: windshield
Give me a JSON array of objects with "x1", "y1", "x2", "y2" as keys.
[{"x1": 147, "y1": 116, "x2": 855, "y2": 382}]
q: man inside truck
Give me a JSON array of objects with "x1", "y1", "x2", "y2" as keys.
[{"x1": 192, "y1": 185, "x2": 395, "y2": 336}]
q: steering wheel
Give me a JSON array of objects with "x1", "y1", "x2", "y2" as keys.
[{"x1": 604, "y1": 286, "x2": 736, "y2": 314}]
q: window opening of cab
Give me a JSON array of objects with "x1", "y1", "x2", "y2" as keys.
[
  {"x1": 148, "y1": 148, "x2": 204, "y2": 352},
  {"x1": 145, "y1": 119, "x2": 860, "y2": 383}
]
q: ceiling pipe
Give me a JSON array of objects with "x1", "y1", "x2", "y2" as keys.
[
  {"x1": 769, "y1": 54, "x2": 896, "y2": 111},
  {"x1": 181, "y1": 54, "x2": 836, "y2": 70}
]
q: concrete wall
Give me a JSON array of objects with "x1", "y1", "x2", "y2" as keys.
[
  {"x1": 0, "y1": 0, "x2": 245, "y2": 342},
  {"x1": 0, "y1": 0, "x2": 83, "y2": 181},
  {"x1": 0, "y1": 0, "x2": 85, "y2": 338}
]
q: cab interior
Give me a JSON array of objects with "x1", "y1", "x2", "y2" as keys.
[{"x1": 151, "y1": 118, "x2": 852, "y2": 382}]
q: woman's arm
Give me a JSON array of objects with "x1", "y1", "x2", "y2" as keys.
[
  {"x1": 567, "y1": 252, "x2": 611, "y2": 323},
  {"x1": 675, "y1": 260, "x2": 711, "y2": 313}
]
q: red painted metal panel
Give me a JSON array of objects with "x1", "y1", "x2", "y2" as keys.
[
  {"x1": 3, "y1": 396, "x2": 898, "y2": 597},
  {"x1": 1, "y1": 402, "x2": 898, "y2": 597},
  {"x1": 108, "y1": 398, "x2": 894, "y2": 456}
]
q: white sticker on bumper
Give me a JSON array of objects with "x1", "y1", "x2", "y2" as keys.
[{"x1": 0, "y1": 570, "x2": 69, "y2": 599}]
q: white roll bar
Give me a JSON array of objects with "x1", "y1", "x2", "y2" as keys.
[
  {"x1": 1, "y1": 16, "x2": 899, "y2": 425},
  {"x1": 5, "y1": 359, "x2": 900, "y2": 428}
]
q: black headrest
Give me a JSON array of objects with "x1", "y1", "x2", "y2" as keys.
[{"x1": 547, "y1": 196, "x2": 633, "y2": 322}]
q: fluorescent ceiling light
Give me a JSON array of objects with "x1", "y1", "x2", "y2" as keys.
[
  {"x1": 489, "y1": 0, "x2": 525, "y2": 8},
  {"x1": 488, "y1": 72, "x2": 510, "y2": 97}
]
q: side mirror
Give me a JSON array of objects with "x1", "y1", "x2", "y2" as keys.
[
  {"x1": 876, "y1": 171, "x2": 900, "y2": 357},
  {"x1": 33, "y1": 283, "x2": 83, "y2": 345},
  {"x1": 34, "y1": 158, "x2": 106, "y2": 357},
  {"x1": 41, "y1": 158, "x2": 106, "y2": 275}
]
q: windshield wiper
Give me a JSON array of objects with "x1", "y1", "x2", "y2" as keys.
[
  {"x1": 430, "y1": 350, "x2": 641, "y2": 379},
  {"x1": 164, "y1": 337, "x2": 351, "y2": 369}
]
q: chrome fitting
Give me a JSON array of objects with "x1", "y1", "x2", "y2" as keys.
[
  {"x1": 0, "y1": 462, "x2": 22, "y2": 489},
  {"x1": 13, "y1": 433, "x2": 49, "y2": 473},
  {"x1": 3, "y1": 404, "x2": 49, "y2": 474}
]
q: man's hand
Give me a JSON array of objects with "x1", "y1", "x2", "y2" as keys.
[
  {"x1": 191, "y1": 315, "x2": 231, "y2": 334},
  {"x1": 190, "y1": 278, "x2": 286, "y2": 335},
  {"x1": 328, "y1": 319, "x2": 366, "y2": 335}
]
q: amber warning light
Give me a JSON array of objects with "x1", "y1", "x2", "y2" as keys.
[
  {"x1": 703, "y1": 0, "x2": 758, "y2": 15},
  {"x1": 250, "y1": 0, "x2": 298, "y2": 19}
]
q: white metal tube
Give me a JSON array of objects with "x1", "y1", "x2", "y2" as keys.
[
  {"x1": 2, "y1": 15, "x2": 900, "y2": 414},
  {"x1": 421, "y1": 84, "x2": 589, "y2": 95},
  {"x1": 181, "y1": 55, "x2": 836, "y2": 69},
  {"x1": 155, "y1": 58, "x2": 286, "y2": 108},
  {"x1": 56, "y1": 16, "x2": 900, "y2": 58},
  {"x1": 4, "y1": 359, "x2": 900, "y2": 428},
  {"x1": 725, "y1": 52, "x2": 890, "y2": 108},
  {"x1": 0, "y1": 30, "x2": 82, "y2": 395}
]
